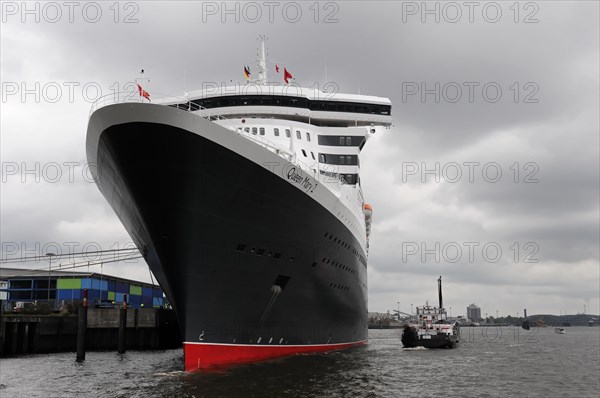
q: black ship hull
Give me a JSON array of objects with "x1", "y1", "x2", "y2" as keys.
[
  {"x1": 88, "y1": 104, "x2": 368, "y2": 370},
  {"x1": 401, "y1": 325, "x2": 458, "y2": 349}
]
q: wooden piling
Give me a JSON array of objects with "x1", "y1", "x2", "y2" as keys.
[
  {"x1": 118, "y1": 294, "x2": 127, "y2": 354},
  {"x1": 0, "y1": 299, "x2": 4, "y2": 356},
  {"x1": 76, "y1": 288, "x2": 88, "y2": 362}
]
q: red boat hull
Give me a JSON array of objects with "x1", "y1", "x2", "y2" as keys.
[{"x1": 184, "y1": 340, "x2": 367, "y2": 371}]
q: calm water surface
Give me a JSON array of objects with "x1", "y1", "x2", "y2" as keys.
[{"x1": 1, "y1": 327, "x2": 598, "y2": 397}]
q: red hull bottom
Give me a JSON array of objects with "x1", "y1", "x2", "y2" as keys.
[{"x1": 184, "y1": 340, "x2": 368, "y2": 372}]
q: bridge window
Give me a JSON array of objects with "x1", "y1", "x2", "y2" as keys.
[
  {"x1": 252, "y1": 127, "x2": 257, "y2": 135},
  {"x1": 306, "y1": 132, "x2": 311, "y2": 142},
  {"x1": 318, "y1": 153, "x2": 358, "y2": 165},
  {"x1": 259, "y1": 127, "x2": 265, "y2": 136},
  {"x1": 296, "y1": 131, "x2": 301, "y2": 140},
  {"x1": 244, "y1": 127, "x2": 250, "y2": 133},
  {"x1": 340, "y1": 174, "x2": 358, "y2": 184},
  {"x1": 185, "y1": 96, "x2": 391, "y2": 116},
  {"x1": 318, "y1": 136, "x2": 366, "y2": 147},
  {"x1": 274, "y1": 128, "x2": 280, "y2": 136},
  {"x1": 302, "y1": 149, "x2": 307, "y2": 157},
  {"x1": 311, "y1": 152, "x2": 315, "y2": 160},
  {"x1": 285, "y1": 129, "x2": 291, "y2": 138}
]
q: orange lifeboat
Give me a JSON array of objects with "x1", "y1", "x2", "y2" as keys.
[{"x1": 363, "y1": 204, "x2": 373, "y2": 241}]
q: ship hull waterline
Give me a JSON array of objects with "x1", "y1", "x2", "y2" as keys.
[{"x1": 87, "y1": 103, "x2": 369, "y2": 371}]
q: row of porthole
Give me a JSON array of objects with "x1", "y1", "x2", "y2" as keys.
[
  {"x1": 351, "y1": 247, "x2": 367, "y2": 267},
  {"x1": 324, "y1": 232, "x2": 351, "y2": 250},
  {"x1": 325, "y1": 231, "x2": 366, "y2": 268},
  {"x1": 337, "y1": 212, "x2": 358, "y2": 244},
  {"x1": 329, "y1": 283, "x2": 350, "y2": 291},
  {"x1": 322, "y1": 257, "x2": 356, "y2": 275},
  {"x1": 235, "y1": 243, "x2": 285, "y2": 261}
]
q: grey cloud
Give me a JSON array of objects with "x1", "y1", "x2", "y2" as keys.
[{"x1": 1, "y1": 1, "x2": 598, "y2": 315}]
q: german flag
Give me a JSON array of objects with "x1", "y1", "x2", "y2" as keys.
[{"x1": 244, "y1": 66, "x2": 251, "y2": 81}]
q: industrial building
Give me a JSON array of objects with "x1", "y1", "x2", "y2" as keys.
[{"x1": 0, "y1": 267, "x2": 163, "y2": 310}]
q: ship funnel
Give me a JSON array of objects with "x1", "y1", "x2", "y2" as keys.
[
  {"x1": 438, "y1": 276, "x2": 443, "y2": 310},
  {"x1": 523, "y1": 309, "x2": 527, "y2": 319}
]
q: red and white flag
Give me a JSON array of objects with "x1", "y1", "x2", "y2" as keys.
[
  {"x1": 283, "y1": 67, "x2": 293, "y2": 84},
  {"x1": 137, "y1": 84, "x2": 150, "y2": 101}
]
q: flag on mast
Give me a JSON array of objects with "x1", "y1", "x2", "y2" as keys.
[
  {"x1": 276, "y1": 64, "x2": 280, "y2": 73},
  {"x1": 244, "y1": 66, "x2": 251, "y2": 80},
  {"x1": 283, "y1": 67, "x2": 293, "y2": 84},
  {"x1": 137, "y1": 84, "x2": 150, "y2": 101}
]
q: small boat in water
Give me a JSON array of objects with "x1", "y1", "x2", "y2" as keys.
[
  {"x1": 401, "y1": 277, "x2": 459, "y2": 349},
  {"x1": 554, "y1": 327, "x2": 566, "y2": 334}
]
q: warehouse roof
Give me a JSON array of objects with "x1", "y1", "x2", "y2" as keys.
[{"x1": 0, "y1": 267, "x2": 159, "y2": 289}]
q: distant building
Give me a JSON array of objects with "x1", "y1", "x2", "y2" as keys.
[
  {"x1": 0, "y1": 267, "x2": 163, "y2": 310},
  {"x1": 467, "y1": 303, "x2": 482, "y2": 322},
  {"x1": 0, "y1": 281, "x2": 7, "y2": 300}
]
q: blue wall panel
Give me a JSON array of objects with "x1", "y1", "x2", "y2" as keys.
[
  {"x1": 129, "y1": 295, "x2": 141, "y2": 307},
  {"x1": 116, "y1": 282, "x2": 128, "y2": 293},
  {"x1": 57, "y1": 289, "x2": 73, "y2": 300},
  {"x1": 87, "y1": 289, "x2": 100, "y2": 302},
  {"x1": 142, "y1": 295, "x2": 152, "y2": 306}
]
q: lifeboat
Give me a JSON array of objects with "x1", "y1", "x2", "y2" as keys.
[{"x1": 363, "y1": 204, "x2": 373, "y2": 242}]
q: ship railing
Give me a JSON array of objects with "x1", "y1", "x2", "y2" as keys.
[{"x1": 88, "y1": 91, "x2": 197, "y2": 117}]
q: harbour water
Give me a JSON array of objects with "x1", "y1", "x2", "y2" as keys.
[{"x1": 1, "y1": 327, "x2": 598, "y2": 397}]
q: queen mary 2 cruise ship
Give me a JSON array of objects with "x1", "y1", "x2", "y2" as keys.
[{"x1": 86, "y1": 39, "x2": 392, "y2": 371}]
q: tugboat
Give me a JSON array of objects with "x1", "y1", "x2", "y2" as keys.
[{"x1": 401, "y1": 276, "x2": 459, "y2": 349}]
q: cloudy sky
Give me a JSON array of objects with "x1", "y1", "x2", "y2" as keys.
[{"x1": 1, "y1": 1, "x2": 598, "y2": 317}]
